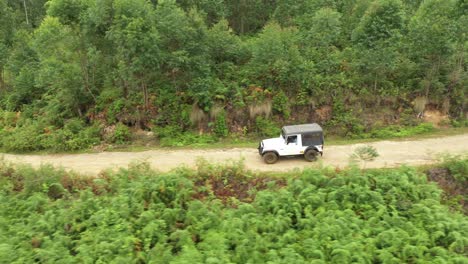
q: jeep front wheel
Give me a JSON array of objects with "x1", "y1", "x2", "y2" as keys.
[
  {"x1": 263, "y1": 152, "x2": 278, "y2": 164},
  {"x1": 304, "y1": 149, "x2": 318, "y2": 162}
]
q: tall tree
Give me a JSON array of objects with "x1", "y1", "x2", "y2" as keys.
[
  {"x1": 0, "y1": 0, "x2": 14, "y2": 91},
  {"x1": 155, "y1": 1, "x2": 211, "y2": 96},
  {"x1": 407, "y1": 0, "x2": 458, "y2": 98},
  {"x1": 108, "y1": 0, "x2": 160, "y2": 109},
  {"x1": 3, "y1": 30, "x2": 39, "y2": 110},
  {"x1": 351, "y1": 0, "x2": 405, "y2": 96},
  {"x1": 273, "y1": 0, "x2": 339, "y2": 27},
  {"x1": 6, "y1": 0, "x2": 47, "y2": 28},
  {"x1": 32, "y1": 16, "x2": 92, "y2": 121},
  {"x1": 226, "y1": 0, "x2": 275, "y2": 34},
  {"x1": 246, "y1": 22, "x2": 305, "y2": 95},
  {"x1": 297, "y1": 8, "x2": 344, "y2": 100},
  {"x1": 177, "y1": 0, "x2": 227, "y2": 25}
]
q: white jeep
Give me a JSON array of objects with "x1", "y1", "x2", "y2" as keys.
[{"x1": 258, "y1": 123, "x2": 324, "y2": 164}]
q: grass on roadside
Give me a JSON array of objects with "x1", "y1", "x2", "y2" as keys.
[{"x1": 2, "y1": 125, "x2": 467, "y2": 154}]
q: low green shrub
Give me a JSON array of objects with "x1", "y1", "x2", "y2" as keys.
[
  {"x1": 370, "y1": 123, "x2": 434, "y2": 139},
  {"x1": 160, "y1": 132, "x2": 217, "y2": 147},
  {"x1": 350, "y1": 145, "x2": 379, "y2": 163},
  {"x1": 154, "y1": 125, "x2": 217, "y2": 147},
  {"x1": 153, "y1": 125, "x2": 180, "y2": 139}
]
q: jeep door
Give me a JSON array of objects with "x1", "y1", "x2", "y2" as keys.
[{"x1": 284, "y1": 135, "x2": 302, "y2": 155}]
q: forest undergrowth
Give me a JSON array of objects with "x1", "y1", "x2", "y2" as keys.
[{"x1": 0, "y1": 157, "x2": 467, "y2": 263}]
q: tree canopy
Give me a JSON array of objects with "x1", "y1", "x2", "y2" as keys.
[{"x1": 0, "y1": 0, "x2": 466, "y2": 151}]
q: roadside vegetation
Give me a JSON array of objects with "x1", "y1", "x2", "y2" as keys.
[
  {"x1": 0, "y1": 0, "x2": 467, "y2": 153},
  {"x1": 0, "y1": 157, "x2": 467, "y2": 263}
]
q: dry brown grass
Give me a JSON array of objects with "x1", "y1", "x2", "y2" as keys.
[
  {"x1": 315, "y1": 105, "x2": 332, "y2": 121},
  {"x1": 190, "y1": 103, "x2": 208, "y2": 126},
  {"x1": 413, "y1": 96, "x2": 427, "y2": 114},
  {"x1": 248, "y1": 100, "x2": 272, "y2": 119},
  {"x1": 441, "y1": 98, "x2": 450, "y2": 115},
  {"x1": 423, "y1": 110, "x2": 449, "y2": 127},
  {"x1": 209, "y1": 104, "x2": 225, "y2": 119}
]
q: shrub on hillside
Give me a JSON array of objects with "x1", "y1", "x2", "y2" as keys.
[
  {"x1": 48, "y1": 124, "x2": 101, "y2": 151},
  {"x1": 0, "y1": 122, "x2": 45, "y2": 152},
  {"x1": 272, "y1": 90, "x2": 291, "y2": 119},
  {"x1": 327, "y1": 102, "x2": 365, "y2": 137},
  {"x1": 0, "y1": 119, "x2": 101, "y2": 152}
]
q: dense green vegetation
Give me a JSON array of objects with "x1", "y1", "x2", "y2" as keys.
[
  {"x1": 0, "y1": 158, "x2": 467, "y2": 263},
  {"x1": 427, "y1": 155, "x2": 468, "y2": 214},
  {"x1": 0, "y1": 0, "x2": 467, "y2": 152}
]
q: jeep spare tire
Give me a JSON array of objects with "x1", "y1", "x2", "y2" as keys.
[
  {"x1": 304, "y1": 149, "x2": 318, "y2": 162},
  {"x1": 263, "y1": 152, "x2": 278, "y2": 164}
]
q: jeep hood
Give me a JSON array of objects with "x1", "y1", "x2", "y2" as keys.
[{"x1": 261, "y1": 137, "x2": 285, "y2": 149}]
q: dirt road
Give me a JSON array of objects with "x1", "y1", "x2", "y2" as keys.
[{"x1": 2, "y1": 134, "x2": 467, "y2": 175}]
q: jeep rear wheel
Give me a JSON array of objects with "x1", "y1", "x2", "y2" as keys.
[
  {"x1": 304, "y1": 149, "x2": 318, "y2": 162},
  {"x1": 263, "y1": 152, "x2": 278, "y2": 164}
]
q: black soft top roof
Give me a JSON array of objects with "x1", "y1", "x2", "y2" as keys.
[{"x1": 282, "y1": 123, "x2": 323, "y2": 136}]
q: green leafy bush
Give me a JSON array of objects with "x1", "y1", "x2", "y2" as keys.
[
  {"x1": 213, "y1": 111, "x2": 229, "y2": 138},
  {"x1": 272, "y1": 90, "x2": 291, "y2": 119},
  {"x1": 110, "y1": 123, "x2": 131, "y2": 144},
  {"x1": 0, "y1": 122, "x2": 45, "y2": 152},
  {"x1": 51, "y1": 126, "x2": 101, "y2": 151},
  {"x1": 46, "y1": 119, "x2": 101, "y2": 151},
  {"x1": 450, "y1": 119, "x2": 468, "y2": 128},
  {"x1": 153, "y1": 125, "x2": 180, "y2": 139},
  {"x1": 440, "y1": 155, "x2": 468, "y2": 185},
  {"x1": 255, "y1": 116, "x2": 280, "y2": 137},
  {"x1": 327, "y1": 102, "x2": 365, "y2": 137},
  {"x1": 427, "y1": 156, "x2": 468, "y2": 213},
  {"x1": 0, "y1": 119, "x2": 101, "y2": 152},
  {"x1": 0, "y1": 110, "x2": 18, "y2": 127},
  {"x1": 107, "y1": 98, "x2": 126, "y2": 123},
  {"x1": 154, "y1": 125, "x2": 217, "y2": 147}
]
